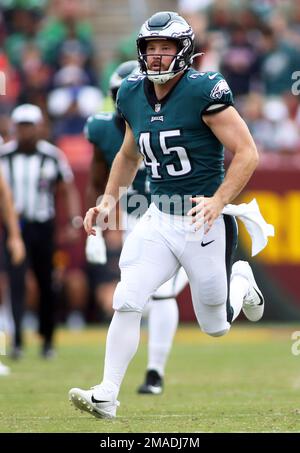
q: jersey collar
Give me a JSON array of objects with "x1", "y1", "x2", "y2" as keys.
[{"x1": 143, "y1": 71, "x2": 187, "y2": 112}]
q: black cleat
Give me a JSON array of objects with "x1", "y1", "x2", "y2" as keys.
[
  {"x1": 137, "y1": 369, "x2": 163, "y2": 395},
  {"x1": 41, "y1": 342, "x2": 56, "y2": 359}
]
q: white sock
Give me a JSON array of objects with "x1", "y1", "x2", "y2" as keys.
[
  {"x1": 147, "y1": 298, "x2": 179, "y2": 376},
  {"x1": 102, "y1": 311, "x2": 142, "y2": 396},
  {"x1": 230, "y1": 275, "x2": 250, "y2": 322}
]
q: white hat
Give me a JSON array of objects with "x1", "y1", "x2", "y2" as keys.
[{"x1": 11, "y1": 104, "x2": 43, "y2": 124}]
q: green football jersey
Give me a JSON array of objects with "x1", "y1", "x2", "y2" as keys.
[
  {"x1": 84, "y1": 112, "x2": 151, "y2": 214},
  {"x1": 117, "y1": 68, "x2": 234, "y2": 214}
]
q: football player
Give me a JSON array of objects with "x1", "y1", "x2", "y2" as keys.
[
  {"x1": 70, "y1": 11, "x2": 264, "y2": 419},
  {"x1": 84, "y1": 61, "x2": 188, "y2": 394}
]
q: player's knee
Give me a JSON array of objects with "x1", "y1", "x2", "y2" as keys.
[
  {"x1": 112, "y1": 281, "x2": 143, "y2": 312},
  {"x1": 201, "y1": 292, "x2": 226, "y2": 307},
  {"x1": 204, "y1": 327, "x2": 230, "y2": 338}
]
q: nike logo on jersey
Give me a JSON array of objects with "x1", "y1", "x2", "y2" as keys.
[
  {"x1": 208, "y1": 73, "x2": 218, "y2": 80},
  {"x1": 201, "y1": 240, "x2": 215, "y2": 247},
  {"x1": 91, "y1": 395, "x2": 110, "y2": 404}
]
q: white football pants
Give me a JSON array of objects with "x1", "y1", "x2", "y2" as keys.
[
  {"x1": 114, "y1": 204, "x2": 237, "y2": 336},
  {"x1": 122, "y1": 211, "x2": 188, "y2": 300}
]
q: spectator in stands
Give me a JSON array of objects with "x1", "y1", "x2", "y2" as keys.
[
  {"x1": 221, "y1": 23, "x2": 260, "y2": 96},
  {"x1": 262, "y1": 97, "x2": 300, "y2": 153},
  {"x1": 178, "y1": 0, "x2": 214, "y2": 14},
  {"x1": 181, "y1": 11, "x2": 212, "y2": 71},
  {"x1": 17, "y1": 43, "x2": 52, "y2": 109},
  {"x1": 207, "y1": 1, "x2": 234, "y2": 33},
  {"x1": 243, "y1": 93, "x2": 300, "y2": 154},
  {"x1": 258, "y1": 25, "x2": 300, "y2": 96},
  {"x1": 0, "y1": 51, "x2": 20, "y2": 114},
  {"x1": 291, "y1": 2, "x2": 300, "y2": 38},
  {"x1": 100, "y1": 31, "x2": 137, "y2": 96},
  {"x1": 48, "y1": 64, "x2": 103, "y2": 140},
  {"x1": 0, "y1": 10, "x2": 6, "y2": 47},
  {"x1": 57, "y1": 39, "x2": 97, "y2": 86},
  {"x1": 3, "y1": 3, "x2": 44, "y2": 68},
  {"x1": 242, "y1": 93, "x2": 273, "y2": 153},
  {"x1": 39, "y1": 0, "x2": 94, "y2": 72}
]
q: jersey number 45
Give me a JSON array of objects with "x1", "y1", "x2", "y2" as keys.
[{"x1": 139, "y1": 130, "x2": 192, "y2": 179}]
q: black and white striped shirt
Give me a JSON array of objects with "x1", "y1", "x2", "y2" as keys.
[{"x1": 0, "y1": 140, "x2": 74, "y2": 222}]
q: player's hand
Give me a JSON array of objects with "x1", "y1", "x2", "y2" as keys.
[
  {"x1": 83, "y1": 205, "x2": 109, "y2": 236},
  {"x1": 85, "y1": 226, "x2": 107, "y2": 264},
  {"x1": 187, "y1": 194, "x2": 225, "y2": 233},
  {"x1": 7, "y1": 236, "x2": 26, "y2": 265}
]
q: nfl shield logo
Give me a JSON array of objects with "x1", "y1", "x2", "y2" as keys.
[{"x1": 155, "y1": 103, "x2": 161, "y2": 113}]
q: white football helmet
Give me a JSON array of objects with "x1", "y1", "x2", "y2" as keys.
[
  {"x1": 137, "y1": 11, "x2": 195, "y2": 84},
  {"x1": 109, "y1": 60, "x2": 140, "y2": 101}
]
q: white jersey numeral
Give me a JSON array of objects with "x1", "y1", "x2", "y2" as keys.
[
  {"x1": 139, "y1": 132, "x2": 161, "y2": 179},
  {"x1": 139, "y1": 130, "x2": 191, "y2": 179},
  {"x1": 160, "y1": 130, "x2": 191, "y2": 176}
]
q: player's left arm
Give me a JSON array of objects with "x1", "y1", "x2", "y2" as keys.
[{"x1": 188, "y1": 106, "x2": 259, "y2": 231}]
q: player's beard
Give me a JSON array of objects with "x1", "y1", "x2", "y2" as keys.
[
  {"x1": 148, "y1": 55, "x2": 175, "y2": 73},
  {"x1": 146, "y1": 55, "x2": 178, "y2": 84}
]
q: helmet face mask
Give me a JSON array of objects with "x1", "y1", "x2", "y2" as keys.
[{"x1": 137, "y1": 11, "x2": 195, "y2": 84}]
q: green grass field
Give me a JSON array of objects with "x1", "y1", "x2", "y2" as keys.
[{"x1": 0, "y1": 324, "x2": 300, "y2": 433}]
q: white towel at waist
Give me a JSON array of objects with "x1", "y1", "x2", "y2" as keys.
[{"x1": 222, "y1": 198, "x2": 275, "y2": 257}]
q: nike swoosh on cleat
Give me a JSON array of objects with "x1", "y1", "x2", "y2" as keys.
[
  {"x1": 253, "y1": 287, "x2": 264, "y2": 305},
  {"x1": 208, "y1": 73, "x2": 218, "y2": 80},
  {"x1": 91, "y1": 395, "x2": 111, "y2": 404},
  {"x1": 201, "y1": 240, "x2": 215, "y2": 247}
]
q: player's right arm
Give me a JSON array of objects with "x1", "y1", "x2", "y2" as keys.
[{"x1": 84, "y1": 122, "x2": 142, "y2": 235}]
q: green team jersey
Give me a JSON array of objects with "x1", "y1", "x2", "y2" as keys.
[
  {"x1": 84, "y1": 112, "x2": 151, "y2": 215},
  {"x1": 117, "y1": 68, "x2": 234, "y2": 215}
]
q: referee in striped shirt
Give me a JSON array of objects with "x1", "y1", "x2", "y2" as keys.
[{"x1": 0, "y1": 104, "x2": 81, "y2": 358}]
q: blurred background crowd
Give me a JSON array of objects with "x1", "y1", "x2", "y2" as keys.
[
  {"x1": 1, "y1": 0, "x2": 300, "y2": 345},
  {"x1": 2, "y1": 0, "x2": 300, "y2": 153}
]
